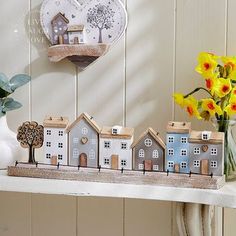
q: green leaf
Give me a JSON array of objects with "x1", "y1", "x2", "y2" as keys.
[
  {"x1": 0, "y1": 88, "x2": 10, "y2": 98},
  {"x1": 0, "y1": 73, "x2": 11, "y2": 93},
  {"x1": 9, "y1": 74, "x2": 31, "y2": 92},
  {"x1": 2, "y1": 98, "x2": 22, "y2": 112}
]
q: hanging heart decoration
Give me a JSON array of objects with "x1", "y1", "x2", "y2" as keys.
[{"x1": 40, "y1": 0, "x2": 127, "y2": 70}]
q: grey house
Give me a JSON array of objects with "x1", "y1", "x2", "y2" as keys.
[
  {"x1": 189, "y1": 130, "x2": 224, "y2": 176},
  {"x1": 132, "y1": 128, "x2": 166, "y2": 171},
  {"x1": 65, "y1": 113, "x2": 101, "y2": 167}
]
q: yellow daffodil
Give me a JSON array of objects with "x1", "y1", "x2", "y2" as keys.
[
  {"x1": 222, "y1": 56, "x2": 236, "y2": 79},
  {"x1": 173, "y1": 93, "x2": 185, "y2": 108},
  {"x1": 214, "y1": 78, "x2": 232, "y2": 98},
  {"x1": 201, "y1": 98, "x2": 223, "y2": 117},
  {"x1": 205, "y1": 75, "x2": 218, "y2": 95},
  {"x1": 195, "y1": 52, "x2": 218, "y2": 78},
  {"x1": 229, "y1": 87, "x2": 236, "y2": 103},
  {"x1": 184, "y1": 96, "x2": 202, "y2": 119},
  {"x1": 224, "y1": 102, "x2": 236, "y2": 116}
]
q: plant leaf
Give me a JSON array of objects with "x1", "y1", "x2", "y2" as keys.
[
  {"x1": 0, "y1": 73, "x2": 11, "y2": 93},
  {"x1": 9, "y1": 74, "x2": 31, "y2": 92},
  {"x1": 2, "y1": 98, "x2": 22, "y2": 112}
]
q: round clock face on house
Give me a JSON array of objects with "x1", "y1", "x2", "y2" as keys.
[{"x1": 40, "y1": 0, "x2": 127, "y2": 44}]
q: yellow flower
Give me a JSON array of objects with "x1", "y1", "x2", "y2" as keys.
[
  {"x1": 195, "y1": 52, "x2": 218, "y2": 78},
  {"x1": 184, "y1": 96, "x2": 202, "y2": 119},
  {"x1": 173, "y1": 93, "x2": 185, "y2": 108},
  {"x1": 205, "y1": 75, "x2": 217, "y2": 95},
  {"x1": 222, "y1": 56, "x2": 236, "y2": 79},
  {"x1": 229, "y1": 87, "x2": 236, "y2": 103},
  {"x1": 201, "y1": 98, "x2": 223, "y2": 117},
  {"x1": 214, "y1": 78, "x2": 232, "y2": 98},
  {"x1": 224, "y1": 102, "x2": 236, "y2": 116}
]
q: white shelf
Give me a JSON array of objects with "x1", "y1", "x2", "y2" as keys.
[{"x1": 0, "y1": 170, "x2": 236, "y2": 208}]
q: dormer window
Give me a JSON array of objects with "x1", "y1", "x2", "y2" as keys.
[
  {"x1": 112, "y1": 126, "x2": 122, "y2": 135},
  {"x1": 202, "y1": 131, "x2": 211, "y2": 140}
]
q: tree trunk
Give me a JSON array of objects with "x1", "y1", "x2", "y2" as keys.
[
  {"x1": 28, "y1": 145, "x2": 35, "y2": 163},
  {"x1": 98, "y1": 28, "x2": 103, "y2": 43}
]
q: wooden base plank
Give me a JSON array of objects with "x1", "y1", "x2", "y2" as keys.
[{"x1": 8, "y1": 164, "x2": 225, "y2": 190}]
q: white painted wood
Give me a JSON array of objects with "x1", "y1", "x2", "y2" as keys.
[
  {"x1": 0, "y1": 192, "x2": 31, "y2": 236},
  {"x1": 224, "y1": 208, "x2": 236, "y2": 236},
  {"x1": 31, "y1": 194, "x2": 77, "y2": 236}
]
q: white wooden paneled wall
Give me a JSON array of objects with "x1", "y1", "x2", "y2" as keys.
[{"x1": 0, "y1": 0, "x2": 236, "y2": 235}]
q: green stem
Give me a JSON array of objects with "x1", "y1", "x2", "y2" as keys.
[{"x1": 183, "y1": 87, "x2": 213, "y2": 98}]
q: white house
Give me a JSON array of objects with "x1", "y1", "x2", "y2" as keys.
[
  {"x1": 99, "y1": 126, "x2": 134, "y2": 170},
  {"x1": 43, "y1": 116, "x2": 69, "y2": 165},
  {"x1": 67, "y1": 25, "x2": 85, "y2": 44}
]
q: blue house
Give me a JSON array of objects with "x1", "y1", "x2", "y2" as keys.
[{"x1": 165, "y1": 121, "x2": 191, "y2": 173}]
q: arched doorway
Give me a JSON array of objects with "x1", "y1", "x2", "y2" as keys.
[{"x1": 79, "y1": 153, "x2": 87, "y2": 167}]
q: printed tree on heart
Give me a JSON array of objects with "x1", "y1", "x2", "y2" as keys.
[{"x1": 87, "y1": 4, "x2": 115, "y2": 43}]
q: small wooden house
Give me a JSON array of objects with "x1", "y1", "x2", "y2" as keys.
[
  {"x1": 166, "y1": 121, "x2": 191, "y2": 173},
  {"x1": 99, "y1": 126, "x2": 134, "y2": 170},
  {"x1": 67, "y1": 25, "x2": 85, "y2": 44},
  {"x1": 132, "y1": 128, "x2": 165, "y2": 171},
  {"x1": 189, "y1": 130, "x2": 224, "y2": 176},
  {"x1": 65, "y1": 113, "x2": 100, "y2": 168},
  {"x1": 43, "y1": 116, "x2": 69, "y2": 165},
  {"x1": 51, "y1": 12, "x2": 69, "y2": 45}
]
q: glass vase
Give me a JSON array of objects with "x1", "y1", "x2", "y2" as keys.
[{"x1": 212, "y1": 119, "x2": 236, "y2": 181}]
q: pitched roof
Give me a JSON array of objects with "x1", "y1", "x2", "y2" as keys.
[
  {"x1": 43, "y1": 116, "x2": 69, "y2": 128},
  {"x1": 189, "y1": 130, "x2": 224, "y2": 144},
  {"x1": 65, "y1": 112, "x2": 100, "y2": 133},
  {"x1": 166, "y1": 121, "x2": 191, "y2": 134},
  {"x1": 131, "y1": 127, "x2": 165, "y2": 149},
  {"x1": 100, "y1": 126, "x2": 134, "y2": 139},
  {"x1": 51, "y1": 12, "x2": 69, "y2": 24},
  {"x1": 67, "y1": 25, "x2": 84, "y2": 32}
]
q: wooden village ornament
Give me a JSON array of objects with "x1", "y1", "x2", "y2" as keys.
[
  {"x1": 11, "y1": 115, "x2": 226, "y2": 190},
  {"x1": 40, "y1": 0, "x2": 127, "y2": 70}
]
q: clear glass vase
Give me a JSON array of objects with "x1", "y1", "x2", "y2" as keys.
[{"x1": 212, "y1": 119, "x2": 236, "y2": 181}]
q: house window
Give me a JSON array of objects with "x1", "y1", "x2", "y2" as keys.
[
  {"x1": 193, "y1": 160, "x2": 200, "y2": 168},
  {"x1": 152, "y1": 150, "x2": 159, "y2": 158},
  {"x1": 82, "y1": 127, "x2": 88, "y2": 135},
  {"x1": 211, "y1": 148, "x2": 217, "y2": 155},
  {"x1": 168, "y1": 149, "x2": 174, "y2": 156},
  {"x1": 144, "y1": 138, "x2": 152, "y2": 147},
  {"x1": 73, "y1": 138, "x2": 79, "y2": 144},
  {"x1": 202, "y1": 131, "x2": 211, "y2": 140},
  {"x1": 138, "y1": 149, "x2": 145, "y2": 158},
  {"x1": 89, "y1": 150, "x2": 95, "y2": 159},
  {"x1": 73, "y1": 149, "x2": 79, "y2": 158},
  {"x1": 58, "y1": 154, "x2": 63, "y2": 160},
  {"x1": 91, "y1": 139, "x2": 96, "y2": 145},
  {"x1": 46, "y1": 142, "x2": 51, "y2": 147},
  {"x1": 104, "y1": 158, "x2": 110, "y2": 165},
  {"x1": 181, "y1": 137, "x2": 187, "y2": 143},
  {"x1": 168, "y1": 136, "x2": 174, "y2": 143},
  {"x1": 181, "y1": 149, "x2": 187, "y2": 156},
  {"x1": 211, "y1": 161, "x2": 217, "y2": 168},
  {"x1": 121, "y1": 160, "x2": 127, "y2": 167},
  {"x1": 181, "y1": 162, "x2": 187, "y2": 169},
  {"x1": 58, "y1": 143, "x2": 63, "y2": 148},
  {"x1": 46, "y1": 153, "x2": 51, "y2": 159},
  {"x1": 121, "y1": 142, "x2": 127, "y2": 150},
  {"x1": 46, "y1": 130, "x2": 51, "y2": 135},
  {"x1": 138, "y1": 164, "x2": 144, "y2": 170},
  {"x1": 112, "y1": 129, "x2": 118, "y2": 134},
  {"x1": 58, "y1": 131, "x2": 63, "y2": 136},
  {"x1": 168, "y1": 161, "x2": 174, "y2": 168},
  {"x1": 104, "y1": 141, "x2": 111, "y2": 148},
  {"x1": 194, "y1": 147, "x2": 200, "y2": 155},
  {"x1": 153, "y1": 165, "x2": 159, "y2": 171}
]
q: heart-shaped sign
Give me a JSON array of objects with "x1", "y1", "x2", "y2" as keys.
[{"x1": 40, "y1": 0, "x2": 127, "y2": 69}]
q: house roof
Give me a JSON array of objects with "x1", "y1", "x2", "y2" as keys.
[
  {"x1": 43, "y1": 116, "x2": 69, "y2": 128},
  {"x1": 189, "y1": 130, "x2": 224, "y2": 144},
  {"x1": 131, "y1": 127, "x2": 166, "y2": 149},
  {"x1": 67, "y1": 25, "x2": 84, "y2": 32},
  {"x1": 166, "y1": 121, "x2": 191, "y2": 134},
  {"x1": 100, "y1": 126, "x2": 134, "y2": 139},
  {"x1": 65, "y1": 112, "x2": 100, "y2": 133},
  {"x1": 51, "y1": 12, "x2": 69, "y2": 24}
]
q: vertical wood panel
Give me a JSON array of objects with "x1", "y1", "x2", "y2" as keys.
[
  {"x1": 0, "y1": 192, "x2": 31, "y2": 236},
  {"x1": 224, "y1": 208, "x2": 236, "y2": 236},
  {"x1": 77, "y1": 197, "x2": 123, "y2": 236},
  {"x1": 31, "y1": 194, "x2": 76, "y2": 236}
]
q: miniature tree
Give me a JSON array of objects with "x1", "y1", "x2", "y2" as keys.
[
  {"x1": 87, "y1": 4, "x2": 115, "y2": 43},
  {"x1": 17, "y1": 121, "x2": 44, "y2": 163}
]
